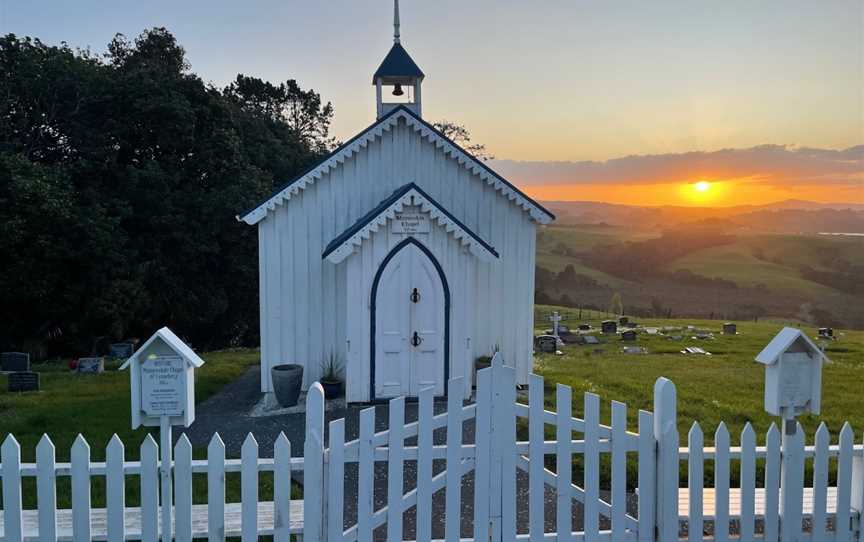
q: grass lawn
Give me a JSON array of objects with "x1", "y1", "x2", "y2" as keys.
[
  {"x1": 532, "y1": 304, "x2": 864, "y2": 445},
  {"x1": 0, "y1": 349, "x2": 262, "y2": 508}
]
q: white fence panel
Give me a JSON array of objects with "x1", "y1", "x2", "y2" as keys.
[
  {"x1": 3, "y1": 371, "x2": 864, "y2": 542},
  {"x1": 714, "y1": 423, "x2": 730, "y2": 542},
  {"x1": 273, "y1": 432, "x2": 293, "y2": 542},
  {"x1": 528, "y1": 373, "x2": 545, "y2": 541},
  {"x1": 174, "y1": 434, "x2": 193, "y2": 542},
  {"x1": 140, "y1": 434, "x2": 159, "y2": 542},
  {"x1": 688, "y1": 423, "x2": 704, "y2": 542},
  {"x1": 106, "y1": 434, "x2": 126, "y2": 542},
  {"x1": 207, "y1": 433, "x2": 226, "y2": 542},
  {"x1": 416, "y1": 386, "x2": 434, "y2": 542},
  {"x1": 2, "y1": 435, "x2": 23, "y2": 542},
  {"x1": 70, "y1": 434, "x2": 91, "y2": 542},
  {"x1": 387, "y1": 396, "x2": 406, "y2": 542},
  {"x1": 358, "y1": 406, "x2": 375, "y2": 542},
  {"x1": 764, "y1": 424, "x2": 781, "y2": 542},
  {"x1": 739, "y1": 423, "x2": 756, "y2": 542},
  {"x1": 327, "y1": 419, "x2": 345, "y2": 542},
  {"x1": 445, "y1": 377, "x2": 465, "y2": 542},
  {"x1": 555, "y1": 383, "x2": 573, "y2": 540}
]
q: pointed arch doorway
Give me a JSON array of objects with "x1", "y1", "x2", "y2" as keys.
[{"x1": 371, "y1": 238, "x2": 449, "y2": 400}]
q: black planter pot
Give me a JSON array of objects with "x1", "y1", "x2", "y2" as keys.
[
  {"x1": 320, "y1": 380, "x2": 344, "y2": 399},
  {"x1": 271, "y1": 364, "x2": 303, "y2": 407}
]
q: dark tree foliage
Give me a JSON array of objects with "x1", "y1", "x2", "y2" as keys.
[
  {"x1": 432, "y1": 120, "x2": 493, "y2": 161},
  {"x1": 0, "y1": 29, "x2": 335, "y2": 356}
]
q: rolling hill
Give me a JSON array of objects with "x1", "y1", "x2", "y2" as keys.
[{"x1": 534, "y1": 201, "x2": 864, "y2": 328}]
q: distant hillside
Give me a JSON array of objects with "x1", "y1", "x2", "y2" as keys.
[
  {"x1": 535, "y1": 224, "x2": 864, "y2": 329},
  {"x1": 542, "y1": 199, "x2": 864, "y2": 233}
]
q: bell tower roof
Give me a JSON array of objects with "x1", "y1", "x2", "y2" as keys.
[
  {"x1": 373, "y1": 0, "x2": 424, "y2": 119},
  {"x1": 372, "y1": 42, "x2": 424, "y2": 84}
]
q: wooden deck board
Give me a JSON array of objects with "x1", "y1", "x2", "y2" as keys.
[
  {"x1": 0, "y1": 501, "x2": 305, "y2": 541},
  {"x1": 677, "y1": 487, "x2": 838, "y2": 518}
]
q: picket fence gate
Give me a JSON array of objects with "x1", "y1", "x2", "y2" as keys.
[{"x1": 2, "y1": 353, "x2": 863, "y2": 541}]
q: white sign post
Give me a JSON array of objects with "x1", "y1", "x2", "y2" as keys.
[
  {"x1": 755, "y1": 327, "x2": 828, "y2": 542},
  {"x1": 120, "y1": 327, "x2": 204, "y2": 542}
]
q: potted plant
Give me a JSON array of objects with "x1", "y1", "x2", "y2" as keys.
[
  {"x1": 320, "y1": 354, "x2": 344, "y2": 399},
  {"x1": 271, "y1": 363, "x2": 304, "y2": 407}
]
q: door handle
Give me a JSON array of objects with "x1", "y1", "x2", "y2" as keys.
[
  {"x1": 410, "y1": 288, "x2": 421, "y2": 303},
  {"x1": 411, "y1": 331, "x2": 423, "y2": 347}
]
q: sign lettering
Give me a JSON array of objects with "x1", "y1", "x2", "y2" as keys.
[
  {"x1": 141, "y1": 355, "x2": 186, "y2": 417},
  {"x1": 392, "y1": 212, "x2": 430, "y2": 234}
]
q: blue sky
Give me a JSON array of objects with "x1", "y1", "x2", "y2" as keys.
[{"x1": 2, "y1": 1, "x2": 861, "y2": 204}]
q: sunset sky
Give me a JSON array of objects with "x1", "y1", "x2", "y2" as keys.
[{"x1": 2, "y1": 0, "x2": 861, "y2": 206}]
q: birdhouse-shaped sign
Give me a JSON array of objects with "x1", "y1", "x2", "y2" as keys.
[
  {"x1": 120, "y1": 327, "x2": 204, "y2": 429},
  {"x1": 755, "y1": 327, "x2": 828, "y2": 417}
]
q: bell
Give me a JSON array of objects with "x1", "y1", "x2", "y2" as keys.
[{"x1": 392, "y1": 84, "x2": 405, "y2": 96}]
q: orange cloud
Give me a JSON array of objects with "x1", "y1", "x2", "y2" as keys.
[{"x1": 493, "y1": 144, "x2": 864, "y2": 206}]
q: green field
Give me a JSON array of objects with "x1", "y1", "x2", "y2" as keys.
[
  {"x1": 664, "y1": 233, "x2": 863, "y2": 299},
  {"x1": 0, "y1": 350, "x2": 261, "y2": 508},
  {"x1": 0, "y1": 349, "x2": 260, "y2": 461},
  {"x1": 533, "y1": 304, "x2": 864, "y2": 445}
]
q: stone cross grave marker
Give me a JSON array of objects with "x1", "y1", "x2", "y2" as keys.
[{"x1": 548, "y1": 312, "x2": 563, "y2": 339}]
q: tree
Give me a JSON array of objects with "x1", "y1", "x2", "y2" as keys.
[
  {"x1": 432, "y1": 120, "x2": 494, "y2": 161},
  {"x1": 0, "y1": 29, "x2": 335, "y2": 355}
]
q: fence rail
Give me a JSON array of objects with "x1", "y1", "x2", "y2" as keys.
[{"x1": 2, "y1": 354, "x2": 863, "y2": 541}]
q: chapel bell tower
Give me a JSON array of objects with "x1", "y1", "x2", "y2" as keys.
[{"x1": 374, "y1": 0, "x2": 424, "y2": 119}]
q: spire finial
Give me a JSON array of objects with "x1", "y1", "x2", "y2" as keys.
[{"x1": 393, "y1": 0, "x2": 401, "y2": 44}]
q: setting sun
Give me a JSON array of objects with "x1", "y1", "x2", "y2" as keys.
[{"x1": 694, "y1": 181, "x2": 712, "y2": 192}]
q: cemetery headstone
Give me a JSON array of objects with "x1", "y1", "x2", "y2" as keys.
[
  {"x1": 578, "y1": 324, "x2": 591, "y2": 331},
  {"x1": 583, "y1": 335, "x2": 600, "y2": 345},
  {"x1": 1, "y1": 352, "x2": 30, "y2": 372},
  {"x1": 621, "y1": 330, "x2": 637, "y2": 341},
  {"x1": 110, "y1": 342, "x2": 135, "y2": 359},
  {"x1": 618, "y1": 316, "x2": 629, "y2": 325},
  {"x1": 535, "y1": 335, "x2": 558, "y2": 354},
  {"x1": 601, "y1": 320, "x2": 618, "y2": 334},
  {"x1": 77, "y1": 357, "x2": 105, "y2": 374},
  {"x1": 723, "y1": 323, "x2": 737, "y2": 335},
  {"x1": 818, "y1": 327, "x2": 833, "y2": 339},
  {"x1": 8, "y1": 371, "x2": 39, "y2": 392},
  {"x1": 624, "y1": 322, "x2": 638, "y2": 329},
  {"x1": 558, "y1": 325, "x2": 571, "y2": 336}
]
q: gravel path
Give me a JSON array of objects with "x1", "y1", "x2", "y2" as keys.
[{"x1": 183, "y1": 365, "x2": 639, "y2": 538}]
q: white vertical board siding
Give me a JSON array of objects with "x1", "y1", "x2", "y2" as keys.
[{"x1": 257, "y1": 118, "x2": 539, "y2": 393}]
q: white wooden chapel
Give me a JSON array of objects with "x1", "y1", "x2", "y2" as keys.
[{"x1": 239, "y1": 1, "x2": 554, "y2": 402}]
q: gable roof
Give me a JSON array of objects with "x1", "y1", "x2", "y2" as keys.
[
  {"x1": 237, "y1": 106, "x2": 555, "y2": 226},
  {"x1": 373, "y1": 43, "x2": 424, "y2": 83},
  {"x1": 120, "y1": 327, "x2": 205, "y2": 370},
  {"x1": 323, "y1": 183, "x2": 498, "y2": 263},
  {"x1": 755, "y1": 327, "x2": 829, "y2": 365}
]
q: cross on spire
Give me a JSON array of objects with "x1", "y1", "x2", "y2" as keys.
[{"x1": 393, "y1": 0, "x2": 401, "y2": 44}]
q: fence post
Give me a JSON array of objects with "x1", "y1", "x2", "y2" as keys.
[
  {"x1": 2, "y1": 435, "x2": 23, "y2": 542},
  {"x1": 493, "y1": 353, "x2": 517, "y2": 542},
  {"x1": 653, "y1": 377, "x2": 679, "y2": 542},
  {"x1": 304, "y1": 382, "x2": 326, "y2": 541},
  {"x1": 780, "y1": 422, "x2": 805, "y2": 542},
  {"x1": 852, "y1": 432, "x2": 864, "y2": 542}
]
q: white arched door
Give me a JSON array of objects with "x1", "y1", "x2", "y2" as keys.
[{"x1": 374, "y1": 242, "x2": 446, "y2": 398}]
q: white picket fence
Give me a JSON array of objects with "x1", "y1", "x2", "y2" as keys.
[{"x1": 2, "y1": 353, "x2": 863, "y2": 541}]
